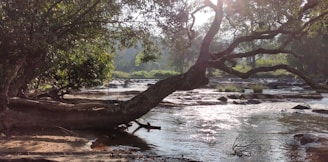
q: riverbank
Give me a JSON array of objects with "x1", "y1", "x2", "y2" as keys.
[{"x1": 0, "y1": 127, "x2": 193, "y2": 162}]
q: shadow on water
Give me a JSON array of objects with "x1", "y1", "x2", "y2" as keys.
[{"x1": 90, "y1": 131, "x2": 152, "y2": 151}]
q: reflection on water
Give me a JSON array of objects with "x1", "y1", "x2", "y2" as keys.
[{"x1": 125, "y1": 91, "x2": 328, "y2": 161}]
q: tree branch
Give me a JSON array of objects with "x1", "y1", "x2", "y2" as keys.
[
  {"x1": 279, "y1": 10, "x2": 328, "y2": 49},
  {"x1": 208, "y1": 61, "x2": 327, "y2": 90},
  {"x1": 196, "y1": 0, "x2": 223, "y2": 64},
  {"x1": 55, "y1": 0, "x2": 101, "y2": 39},
  {"x1": 220, "y1": 48, "x2": 303, "y2": 61},
  {"x1": 215, "y1": 28, "x2": 288, "y2": 57},
  {"x1": 186, "y1": 5, "x2": 207, "y2": 47},
  {"x1": 215, "y1": 8, "x2": 328, "y2": 57}
]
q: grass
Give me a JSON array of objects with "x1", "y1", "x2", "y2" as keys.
[
  {"x1": 216, "y1": 84, "x2": 245, "y2": 93},
  {"x1": 112, "y1": 70, "x2": 180, "y2": 79}
]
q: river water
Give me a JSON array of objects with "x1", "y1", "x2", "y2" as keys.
[{"x1": 89, "y1": 79, "x2": 328, "y2": 161}]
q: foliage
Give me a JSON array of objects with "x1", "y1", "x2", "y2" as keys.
[
  {"x1": 216, "y1": 84, "x2": 244, "y2": 93},
  {"x1": 42, "y1": 39, "x2": 114, "y2": 89},
  {"x1": 112, "y1": 71, "x2": 131, "y2": 79},
  {"x1": 131, "y1": 71, "x2": 152, "y2": 79},
  {"x1": 0, "y1": 0, "x2": 182, "y2": 98},
  {"x1": 114, "y1": 38, "x2": 173, "y2": 73},
  {"x1": 256, "y1": 54, "x2": 288, "y2": 67},
  {"x1": 150, "y1": 70, "x2": 180, "y2": 79},
  {"x1": 249, "y1": 84, "x2": 264, "y2": 93},
  {"x1": 113, "y1": 70, "x2": 179, "y2": 79},
  {"x1": 232, "y1": 56, "x2": 292, "y2": 78},
  {"x1": 288, "y1": 35, "x2": 328, "y2": 77},
  {"x1": 233, "y1": 64, "x2": 252, "y2": 73}
]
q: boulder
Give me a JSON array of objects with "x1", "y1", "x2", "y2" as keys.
[
  {"x1": 247, "y1": 99, "x2": 261, "y2": 104},
  {"x1": 294, "y1": 133, "x2": 319, "y2": 145},
  {"x1": 312, "y1": 109, "x2": 328, "y2": 115},
  {"x1": 232, "y1": 99, "x2": 261, "y2": 105},
  {"x1": 232, "y1": 101, "x2": 246, "y2": 105},
  {"x1": 292, "y1": 104, "x2": 311, "y2": 110},
  {"x1": 218, "y1": 96, "x2": 228, "y2": 102},
  {"x1": 227, "y1": 94, "x2": 240, "y2": 99}
]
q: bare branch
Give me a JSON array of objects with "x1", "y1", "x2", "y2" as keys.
[
  {"x1": 215, "y1": 28, "x2": 288, "y2": 57},
  {"x1": 186, "y1": 5, "x2": 207, "y2": 47},
  {"x1": 55, "y1": 0, "x2": 101, "y2": 39},
  {"x1": 196, "y1": 0, "x2": 224, "y2": 64},
  {"x1": 220, "y1": 48, "x2": 303, "y2": 61}
]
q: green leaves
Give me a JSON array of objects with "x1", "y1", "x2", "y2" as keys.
[{"x1": 135, "y1": 50, "x2": 144, "y2": 66}]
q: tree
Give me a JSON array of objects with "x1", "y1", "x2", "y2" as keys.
[
  {"x1": 288, "y1": 34, "x2": 328, "y2": 78},
  {"x1": 1, "y1": 0, "x2": 328, "y2": 130},
  {"x1": 0, "y1": 0, "x2": 164, "y2": 110},
  {"x1": 37, "y1": 38, "x2": 115, "y2": 99}
]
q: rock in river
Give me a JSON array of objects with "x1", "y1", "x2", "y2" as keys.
[
  {"x1": 294, "y1": 133, "x2": 319, "y2": 145},
  {"x1": 312, "y1": 109, "x2": 328, "y2": 115},
  {"x1": 292, "y1": 104, "x2": 311, "y2": 110}
]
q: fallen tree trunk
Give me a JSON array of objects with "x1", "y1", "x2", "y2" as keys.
[{"x1": 0, "y1": 69, "x2": 208, "y2": 130}]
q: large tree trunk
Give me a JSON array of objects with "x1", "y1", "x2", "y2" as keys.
[
  {"x1": 0, "y1": 58, "x2": 25, "y2": 112},
  {"x1": 0, "y1": 66, "x2": 208, "y2": 130},
  {"x1": 8, "y1": 50, "x2": 47, "y2": 97}
]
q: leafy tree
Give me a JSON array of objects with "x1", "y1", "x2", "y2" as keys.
[
  {"x1": 0, "y1": 0, "x2": 177, "y2": 109},
  {"x1": 39, "y1": 38, "x2": 114, "y2": 98}
]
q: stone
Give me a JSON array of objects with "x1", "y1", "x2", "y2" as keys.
[
  {"x1": 247, "y1": 99, "x2": 261, "y2": 104},
  {"x1": 292, "y1": 104, "x2": 311, "y2": 110},
  {"x1": 294, "y1": 134, "x2": 319, "y2": 145},
  {"x1": 227, "y1": 94, "x2": 240, "y2": 99},
  {"x1": 218, "y1": 96, "x2": 228, "y2": 102},
  {"x1": 312, "y1": 109, "x2": 328, "y2": 115}
]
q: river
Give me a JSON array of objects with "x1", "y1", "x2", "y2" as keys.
[{"x1": 87, "y1": 79, "x2": 328, "y2": 161}]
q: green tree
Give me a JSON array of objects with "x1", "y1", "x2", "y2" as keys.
[
  {"x1": 0, "y1": 0, "x2": 170, "y2": 109},
  {"x1": 40, "y1": 38, "x2": 114, "y2": 98}
]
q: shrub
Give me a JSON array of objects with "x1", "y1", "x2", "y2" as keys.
[
  {"x1": 150, "y1": 70, "x2": 180, "y2": 79},
  {"x1": 216, "y1": 84, "x2": 245, "y2": 92},
  {"x1": 250, "y1": 84, "x2": 264, "y2": 93},
  {"x1": 112, "y1": 71, "x2": 131, "y2": 79},
  {"x1": 130, "y1": 71, "x2": 152, "y2": 78}
]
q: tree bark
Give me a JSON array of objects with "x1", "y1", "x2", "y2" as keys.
[
  {"x1": 0, "y1": 58, "x2": 25, "y2": 112},
  {"x1": 0, "y1": 67, "x2": 208, "y2": 130}
]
